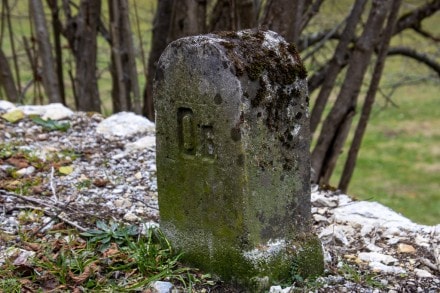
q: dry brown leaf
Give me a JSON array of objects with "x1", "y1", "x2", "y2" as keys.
[
  {"x1": 93, "y1": 178, "x2": 109, "y2": 187},
  {"x1": 72, "y1": 287, "x2": 82, "y2": 293},
  {"x1": 6, "y1": 156, "x2": 29, "y2": 169},
  {"x1": 68, "y1": 262, "x2": 99, "y2": 285},
  {"x1": 103, "y1": 242, "x2": 120, "y2": 257},
  {"x1": 23, "y1": 242, "x2": 41, "y2": 251},
  {"x1": 50, "y1": 222, "x2": 67, "y2": 231},
  {"x1": 31, "y1": 185, "x2": 44, "y2": 195}
]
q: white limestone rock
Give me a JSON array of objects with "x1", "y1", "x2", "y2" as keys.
[
  {"x1": 368, "y1": 261, "x2": 406, "y2": 275},
  {"x1": 18, "y1": 103, "x2": 74, "y2": 120},
  {"x1": 96, "y1": 112, "x2": 155, "y2": 140},
  {"x1": 319, "y1": 224, "x2": 351, "y2": 246},
  {"x1": 125, "y1": 136, "x2": 156, "y2": 152},
  {"x1": 0, "y1": 100, "x2": 16, "y2": 112},
  {"x1": 414, "y1": 268, "x2": 432, "y2": 278},
  {"x1": 358, "y1": 252, "x2": 398, "y2": 265},
  {"x1": 150, "y1": 281, "x2": 174, "y2": 293},
  {"x1": 333, "y1": 201, "x2": 421, "y2": 231}
]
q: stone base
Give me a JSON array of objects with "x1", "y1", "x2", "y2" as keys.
[{"x1": 163, "y1": 222, "x2": 324, "y2": 292}]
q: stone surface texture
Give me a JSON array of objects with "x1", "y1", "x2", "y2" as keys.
[{"x1": 154, "y1": 29, "x2": 319, "y2": 288}]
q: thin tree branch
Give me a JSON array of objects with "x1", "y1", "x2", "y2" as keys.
[
  {"x1": 387, "y1": 46, "x2": 440, "y2": 78},
  {"x1": 393, "y1": 0, "x2": 440, "y2": 35},
  {"x1": 412, "y1": 25, "x2": 440, "y2": 42},
  {"x1": 300, "y1": 0, "x2": 325, "y2": 32}
]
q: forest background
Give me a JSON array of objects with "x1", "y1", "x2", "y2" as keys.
[{"x1": 0, "y1": 0, "x2": 439, "y2": 225}]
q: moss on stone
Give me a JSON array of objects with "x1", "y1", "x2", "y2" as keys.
[{"x1": 290, "y1": 235, "x2": 325, "y2": 280}]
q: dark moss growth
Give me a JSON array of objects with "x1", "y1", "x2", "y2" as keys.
[
  {"x1": 212, "y1": 29, "x2": 309, "y2": 145},
  {"x1": 237, "y1": 154, "x2": 244, "y2": 166},
  {"x1": 290, "y1": 236, "x2": 325, "y2": 280},
  {"x1": 246, "y1": 60, "x2": 266, "y2": 81},
  {"x1": 253, "y1": 87, "x2": 266, "y2": 108},
  {"x1": 220, "y1": 41, "x2": 236, "y2": 50},
  {"x1": 214, "y1": 93, "x2": 223, "y2": 105},
  {"x1": 215, "y1": 30, "x2": 239, "y2": 38},
  {"x1": 230, "y1": 127, "x2": 242, "y2": 141},
  {"x1": 287, "y1": 43, "x2": 307, "y2": 79}
]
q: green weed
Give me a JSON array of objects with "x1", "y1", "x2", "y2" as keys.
[
  {"x1": 338, "y1": 262, "x2": 384, "y2": 289},
  {"x1": 75, "y1": 179, "x2": 92, "y2": 190},
  {"x1": 0, "y1": 278, "x2": 22, "y2": 293},
  {"x1": 80, "y1": 220, "x2": 138, "y2": 251},
  {"x1": 30, "y1": 116, "x2": 70, "y2": 132}
]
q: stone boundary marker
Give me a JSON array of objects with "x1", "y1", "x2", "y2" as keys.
[{"x1": 154, "y1": 29, "x2": 323, "y2": 291}]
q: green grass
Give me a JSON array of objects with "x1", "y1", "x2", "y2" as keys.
[
  {"x1": 0, "y1": 222, "x2": 213, "y2": 291},
  {"x1": 330, "y1": 84, "x2": 440, "y2": 225}
]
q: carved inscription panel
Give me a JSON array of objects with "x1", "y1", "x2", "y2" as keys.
[{"x1": 177, "y1": 107, "x2": 215, "y2": 159}]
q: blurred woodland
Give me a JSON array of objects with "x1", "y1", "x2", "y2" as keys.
[{"x1": 0, "y1": 0, "x2": 439, "y2": 190}]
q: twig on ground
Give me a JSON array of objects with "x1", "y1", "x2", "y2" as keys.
[
  {"x1": 130, "y1": 195, "x2": 159, "y2": 210},
  {"x1": 0, "y1": 189, "x2": 88, "y2": 232},
  {"x1": 50, "y1": 166, "x2": 57, "y2": 202}
]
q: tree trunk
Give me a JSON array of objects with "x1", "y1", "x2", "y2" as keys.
[
  {"x1": 3, "y1": 0, "x2": 22, "y2": 96},
  {"x1": 74, "y1": 0, "x2": 101, "y2": 112},
  {"x1": 311, "y1": 0, "x2": 392, "y2": 184},
  {"x1": 310, "y1": 0, "x2": 367, "y2": 134},
  {"x1": 0, "y1": 48, "x2": 18, "y2": 102},
  {"x1": 339, "y1": 0, "x2": 403, "y2": 192},
  {"x1": 168, "y1": 0, "x2": 206, "y2": 41},
  {"x1": 142, "y1": 0, "x2": 173, "y2": 120},
  {"x1": 210, "y1": 0, "x2": 256, "y2": 31},
  {"x1": 109, "y1": 0, "x2": 141, "y2": 114},
  {"x1": 262, "y1": 0, "x2": 304, "y2": 43},
  {"x1": 29, "y1": 0, "x2": 61, "y2": 103},
  {"x1": 109, "y1": 0, "x2": 129, "y2": 112},
  {"x1": 46, "y1": 0, "x2": 65, "y2": 105}
]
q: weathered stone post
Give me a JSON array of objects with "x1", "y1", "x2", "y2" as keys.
[{"x1": 154, "y1": 29, "x2": 323, "y2": 290}]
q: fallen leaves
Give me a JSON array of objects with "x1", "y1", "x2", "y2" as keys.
[
  {"x1": 58, "y1": 165, "x2": 74, "y2": 175},
  {"x1": 1, "y1": 109, "x2": 25, "y2": 123}
]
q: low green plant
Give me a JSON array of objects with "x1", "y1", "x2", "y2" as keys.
[
  {"x1": 30, "y1": 116, "x2": 70, "y2": 132},
  {"x1": 124, "y1": 227, "x2": 180, "y2": 276},
  {"x1": 80, "y1": 220, "x2": 138, "y2": 251},
  {"x1": 13, "y1": 177, "x2": 42, "y2": 195},
  {"x1": 76, "y1": 179, "x2": 92, "y2": 190},
  {"x1": 0, "y1": 278, "x2": 22, "y2": 293},
  {"x1": 339, "y1": 262, "x2": 384, "y2": 289},
  {"x1": 59, "y1": 148, "x2": 80, "y2": 161}
]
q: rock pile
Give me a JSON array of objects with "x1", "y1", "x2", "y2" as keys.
[{"x1": 0, "y1": 102, "x2": 439, "y2": 292}]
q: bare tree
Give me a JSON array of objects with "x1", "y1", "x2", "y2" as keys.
[
  {"x1": 109, "y1": 0, "x2": 141, "y2": 114},
  {"x1": 339, "y1": 0, "x2": 404, "y2": 192},
  {"x1": 29, "y1": 0, "x2": 61, "y2": 104},
  {"x1": 309, "y1": 0, "x2": 368, "y2": 134},
  {"x1": 46, "y1": 0, "x2": 65, "y2": 105},
  {"x1": 143, "y1": 0, "x2": 173, "y2": 120},
  {"x1": 2, "y1": 0, "x2": 22, "y2": 96},
  {"x1": 311, "y1": 0, "x2": 393, "y2": 184},
  {"x1": 62, "y1": 0, "x2": 101, "y2": 112},
  {"x1": 0, "y1": 48, "x2": 18, "y2": 101}
]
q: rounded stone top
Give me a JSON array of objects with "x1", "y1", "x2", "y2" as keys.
[
  {"x1": 216, "y1": 29, "x2": 306, "y2": 80},
  {"x1": 178, "y1": 29, "x2": 307, "y2": 86}
]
